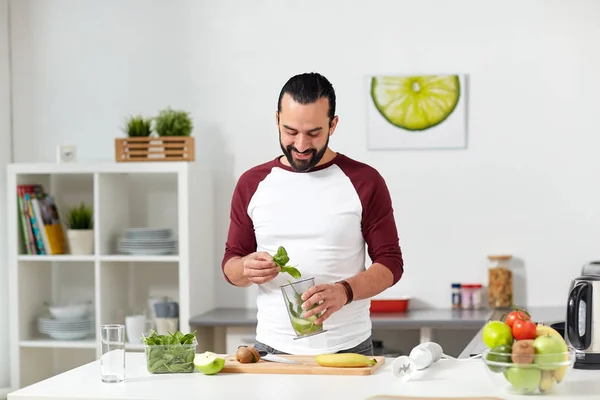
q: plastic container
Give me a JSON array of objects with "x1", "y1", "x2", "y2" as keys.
[
  {"x1": 370, "y1": 298, "x2": 410, "y2": 313},
  {"x1": 482, "y1": 347, "x2": 575, "y2": 395},
  {"x1": 451, "y1": 283, "x2": 461, "y2": 309},
  {"x1": 488, "y1": 254, "x2": 513, "y2": 309},
  {"x1": 144, "y1": 339, "x2": 197, "y2": 374}
]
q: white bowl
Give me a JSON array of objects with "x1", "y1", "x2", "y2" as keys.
[{"x1": 49, "y1": 303, "x2": 89, "y2": 319}]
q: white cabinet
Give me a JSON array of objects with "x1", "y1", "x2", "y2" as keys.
[
  {"x1": 225, "y1": 326, "x2": 257, "y2": 355},
  {"x1": 6, "y1": 162, "x2": 215, "y2": 389}
]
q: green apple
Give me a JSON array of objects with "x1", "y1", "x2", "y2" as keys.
[
  {"x1": 485, "y1": 344, "x2": 512, "y2": 373},
  {"x1": 504, "y1": 366, "x2": 542, "y2": 394},
  {"x1": 482, "y1": 321, "x2": 513, "y2": 348},
  {"x1": 533, "y1": 334, "x2": 565, "y2": 370},
  {"x1": 194, "y1": 351, "x2": 225, "y2": 375}
]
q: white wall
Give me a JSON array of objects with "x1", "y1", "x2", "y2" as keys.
[
  {"x1": 8, "y1": 0, "x2": 600, "y2": 314},
  {"x1": 0, "y1": 0, "x2": 11, "y2": 391}
]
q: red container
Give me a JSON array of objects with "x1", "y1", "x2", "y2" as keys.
[{"x1": 370, "y1": 298, "x2": 410, "y2": 313}]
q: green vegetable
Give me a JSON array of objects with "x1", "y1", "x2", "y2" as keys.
[
  {"x1": 142, "y1": 330, "x2": 197, "y2": 374},
  {"x1": 272, "y1": 246, "x2": 301, "y2": 279}
]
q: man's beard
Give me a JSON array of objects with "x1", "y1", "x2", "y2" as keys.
[{"x1": 280, "y1": 130, "x2": 329, "y2": 172}]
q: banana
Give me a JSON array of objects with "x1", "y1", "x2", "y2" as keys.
[
  {"x1": 536, "y1": 324, "x2": 569, "y2": 383},
  {"x1": 539, "y1": 370, "x2": 555, "y2": 393},
  {"x1": 315, "y1": 353, "x2": 378, "y2": 368}
]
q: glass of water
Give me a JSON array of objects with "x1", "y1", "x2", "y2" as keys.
[{"x1": 100, "y1": 324, "x2": 125, "y2": 383}]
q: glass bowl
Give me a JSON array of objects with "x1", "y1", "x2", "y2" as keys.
[{"x1": 481, "y1": 346, "x2": 576, "y2": 395}]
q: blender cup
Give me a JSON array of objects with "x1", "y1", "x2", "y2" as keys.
[{"x1": 280, "y1": 277, "x2": 327, "y2": 339}]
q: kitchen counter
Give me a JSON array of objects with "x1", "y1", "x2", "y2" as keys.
[
  {"x1": 189, "y1": 307, "x2": 491, "y2": 328},
  {"x1": 7, "y1": 351, "x2": 600, "y2": 400},
  {"x1": 190, "y1": 307, "x2": 492, "y2": 347}
]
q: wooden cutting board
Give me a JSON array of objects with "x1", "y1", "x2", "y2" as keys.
[{"x1": 221, "y1": 355, "x2": 386, "y2": 375}]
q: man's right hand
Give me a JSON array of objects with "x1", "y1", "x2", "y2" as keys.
[{"x1": 242, "y1": 252, "x2": 280, "y2": 284}]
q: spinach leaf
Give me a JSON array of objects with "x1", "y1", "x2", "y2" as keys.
[
  {"x1": 142, "y1": 330, "x2": 197, "y2": 374},
  {"x1": 272, "y1": 246, "x2": 302, "y2": 279}
]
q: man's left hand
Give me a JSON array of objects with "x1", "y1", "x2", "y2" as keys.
[{"x1": 300, "y1": 283, "x2": 348, "y2": 325}]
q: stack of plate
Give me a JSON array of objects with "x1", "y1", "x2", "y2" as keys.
[
  {"x1": 117, "y1": 228, "x2": 177, "y2": 255},
  {"x1": 38, "y1": 316, "x2": 95, "y2": 340}
]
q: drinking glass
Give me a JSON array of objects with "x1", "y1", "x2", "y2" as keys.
[
  {"x1": 280, "y1": 277, "x2": 327, "y2": 339},
  {"x1": 100, "y1": 324, "x2": 125, "y2": 383}
]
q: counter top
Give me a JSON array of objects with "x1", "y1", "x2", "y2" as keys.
[
  {"x1": 8, "y1": 351, "x2": 599, "y2": 400},
  {"x1": 189, "y1": 307, "x2": 491, "y2": 329}
]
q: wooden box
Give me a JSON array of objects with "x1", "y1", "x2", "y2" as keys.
[{"x1": 115, "y1": 136, "x2": 195, "y2": 162}]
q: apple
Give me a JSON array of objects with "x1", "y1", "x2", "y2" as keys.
[
  {"x1": 482, "y1": 321, "x2": 513, "y2": 349},
  {"x1": 533, "y1": 334, "x2": 565, "y2": 369},
  {"x1": 194, "y1": 351, "x2": 225, "y2": 375},
  {"x1": 504, "y1": 366, "x2": 542, "y2": 394},
  {"x1": 485, "y1": 344, "x2": 512, "y2": 373}
]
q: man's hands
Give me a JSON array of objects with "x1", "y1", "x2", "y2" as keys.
[
  {"x1": 242, "y1": 252, "x2": 280, "y2": 284},
  {"x1": 300, "y1": 283, "x2": 348, "y2": 325}
]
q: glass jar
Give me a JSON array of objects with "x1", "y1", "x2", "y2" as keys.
[
  {"x1": 488, "y1": 255, "x2": 513, "y2": 309},
  {"x1": 461, "y1": 285, "x2": 473, "y2": 309},
  {"x1": 451, "y1": 283, "x2": 462, "y2": 309},
  {"x1": 471, "y1": 284, "x2": 483, "y2": 309}
]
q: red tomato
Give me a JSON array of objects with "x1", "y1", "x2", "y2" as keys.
[
  {"x1": 512, "y1": 319, "x2": 537, "y2": 340},
  {"x1": 505, "y1": 310, "x2": 530, "y2": 328}
]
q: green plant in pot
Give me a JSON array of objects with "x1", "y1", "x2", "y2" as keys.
[
  {"x1": 154, "y1": 107, "x2": 193, "y2": 158},
  {"x1": 123, "y1": 115, "x2": 153, "y2": 159},
  {"x1": 65, "y1": 202, "x2": 94, "y2": 255}
]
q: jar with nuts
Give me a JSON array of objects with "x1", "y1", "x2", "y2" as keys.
[{"x1": 488, "y1": 254, "x2": 513, "y2": 309}]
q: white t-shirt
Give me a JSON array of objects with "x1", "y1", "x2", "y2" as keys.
[{"x1": 222, "y1": 153, "x2": 403, "y2": 355}]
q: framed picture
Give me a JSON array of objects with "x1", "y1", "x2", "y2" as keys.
[{"x1": 366, "y1": 74, "x2": 468, "y2": 150}]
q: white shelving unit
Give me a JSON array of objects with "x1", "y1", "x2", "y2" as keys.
[{"x1": 6, "y1": 161, "x2": 216, "y2": 389}]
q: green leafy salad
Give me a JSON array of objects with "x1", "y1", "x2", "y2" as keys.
[{"x1": 142, "y1": 330, "x2": 197, "y2": 374}]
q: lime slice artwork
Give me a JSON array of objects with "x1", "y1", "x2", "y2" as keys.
[{"x1": 371, "y1": 75, "x2": 461, "y2": 132}]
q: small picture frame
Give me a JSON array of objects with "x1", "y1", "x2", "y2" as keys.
[{"x1": 57, "y1": 145, "x2": 77, "y2": 163}]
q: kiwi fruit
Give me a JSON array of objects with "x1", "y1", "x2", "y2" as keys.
[
  {"x1": 247, "y1": 346, "x2": 261, "y2": 362},
  {"x1": 236, "y1": 347, "x2": 254, "y2": 363},
  {"x1": 512, "y1": 339, "x2": 535, "y2": 364}
]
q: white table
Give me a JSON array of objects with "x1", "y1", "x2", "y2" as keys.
[{"x1": 7, "y1": 352, "x2": 600, "y2": 400}]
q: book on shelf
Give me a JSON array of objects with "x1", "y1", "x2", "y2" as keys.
[{"x1": 17, "y1": 184, "x2": 67, "y2": 255}]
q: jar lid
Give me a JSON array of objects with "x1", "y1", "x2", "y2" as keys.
[
  {"x1": 488, "y1": 254, "x2": 512, "y2": 261},
  {"x1": 451, "y1": 283, "x2": 461, "y2": 288}
]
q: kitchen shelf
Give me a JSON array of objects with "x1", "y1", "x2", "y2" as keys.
[
  {"x1": 7, "y1": 161, "x2": 216, "y2": 389},
  {"x1": 19, "y1": 339, "x2": 97, "y2": 349},
  {"x1": 98, "y1": 255, "x2": 180, "y2": 262},
  {"x1": 17, "y1": 255, "x2": 96, "y2": 262}
]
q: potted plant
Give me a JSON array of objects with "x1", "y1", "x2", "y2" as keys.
[
  {"x1": 65, "y1": 202, "x2": 94, "y2": 255},
  {"x1": 154, "y1": 107, "x2": 193, "y2": 158},
  {"x1": 123, "y1": 115, "x2": 153, "y2": 159}
]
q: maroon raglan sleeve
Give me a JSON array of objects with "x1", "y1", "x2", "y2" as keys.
[
  {"x1": 221, "y1": 164, "x2": 273, "y2": 285},
  {"x1": 338, "y1": 157, "x2": 404, "y2": 285}
]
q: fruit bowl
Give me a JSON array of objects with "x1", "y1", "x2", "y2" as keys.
[{"x1": 482, "y1": 347, "x2": 576, "y2": 395}]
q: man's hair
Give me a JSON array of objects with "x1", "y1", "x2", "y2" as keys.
[{"x1": 277, "y1": 72, "x2": 336, "y2": 123}]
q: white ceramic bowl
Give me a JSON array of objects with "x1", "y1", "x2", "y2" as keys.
[{"x1": 49, "y1": 303, "x2": 89, "y2": 319}]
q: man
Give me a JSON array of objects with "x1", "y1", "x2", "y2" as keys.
[{"x1": 221, "y1": 72, "x2": 403, "y2": 356}]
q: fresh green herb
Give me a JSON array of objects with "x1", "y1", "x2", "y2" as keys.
[
  {"x1": 272, "y1": 246, "x2": 301, "y2": 279},
  {"x1": 142, "y1": 330, "x2": 196, "y2": 374}
]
